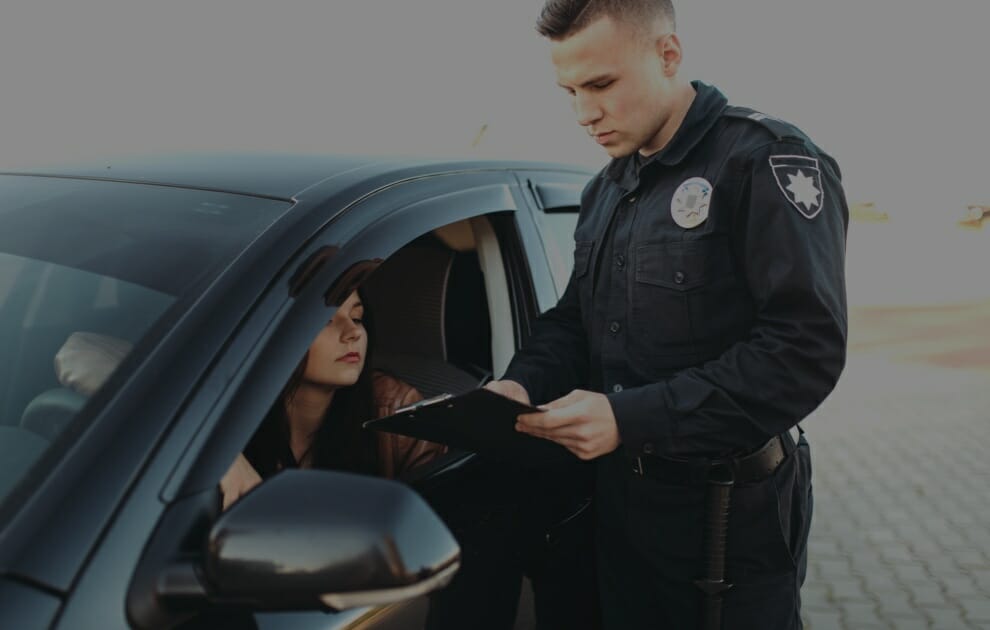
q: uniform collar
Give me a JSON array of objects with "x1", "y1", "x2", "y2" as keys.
[{"x1": 606, "y1": 81, "x2": 728, "y2": 190}]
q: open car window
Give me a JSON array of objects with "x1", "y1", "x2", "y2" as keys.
[{"x1": 223, "y1": 214, "x2": 507, "y2": 491}]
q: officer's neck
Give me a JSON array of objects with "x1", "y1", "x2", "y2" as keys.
[{"x1": 638, "y1": 81, "x2": 697, "y2": 158}]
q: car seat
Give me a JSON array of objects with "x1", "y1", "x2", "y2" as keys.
[
  {"x1": 362, "y1": 234, "x2": 492, "y2": 398},
  {"x1": 19, "y1": 332, "x2": 131, "y2": 441}
]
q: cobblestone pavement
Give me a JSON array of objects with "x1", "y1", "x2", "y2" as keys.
[{"x1": 800, "y1": 302, "x2": 990, "y2": 630}]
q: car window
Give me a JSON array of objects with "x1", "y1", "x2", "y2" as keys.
[
  {"x1": 222, "y1": 218, "x2": 502, "y2": 496},
  {"x1": 0, "y1": 175, "x2": 291, "y2": 511},
  {"x1": 532, "y1": 208, "x2": 580, "y2": 295},
  {"x1": 212, "y1": 218, "x2": 507, "y2": 627}
]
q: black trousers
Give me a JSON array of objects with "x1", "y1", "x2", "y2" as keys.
[
  {"x1": 425, "y1": 463, "x2": 601, "y2": 630},
  {"x1": 595, "y1": 435, "x2": 813, "y2": 630}
]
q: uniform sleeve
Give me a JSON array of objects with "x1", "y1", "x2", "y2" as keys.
[
  {"x1": 501, "y1": 256, "x2": 590, "y2": 405},
  {"x1": 608, "y1": 141, "x2": 848, "y2": 456}
]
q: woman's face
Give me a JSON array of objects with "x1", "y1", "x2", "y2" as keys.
[{"x1": 303, "y1": 291, "x2": 367, "y2": 388}]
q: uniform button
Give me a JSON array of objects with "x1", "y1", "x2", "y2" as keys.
[
  {"x1": 674, "y1": 271, "x2": 685, "y2": 284},
  {"x1": 612, "y1": 384, "x2": 623, "y2": 393},
  {"x1": 643, "y1": 443, "x2": 656, "y2": 455},
  {"x1": 627, "y1": 195, "x2": 637, "y2": 204},
  {"x1": 609, "y1": 321, "x2": 621, "y2": 334},
  {"x1": 616, "y1": 254, "x2": 625, "y2": 269}
]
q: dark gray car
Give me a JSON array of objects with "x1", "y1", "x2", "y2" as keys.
[{"x1": 0, "y1": 153, "x2": 591, "y2": 629}]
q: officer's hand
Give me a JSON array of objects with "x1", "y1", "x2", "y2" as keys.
[
  {"x1": 516, "y1": 389, "x2": 620, "y2": 460},
  {"x1": 483, "y1": 379, "x2": 531, "y2": 406}
]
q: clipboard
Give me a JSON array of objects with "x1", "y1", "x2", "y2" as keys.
[{"x1": 362, "y1": 388, "x2": 575, "y2": 465}]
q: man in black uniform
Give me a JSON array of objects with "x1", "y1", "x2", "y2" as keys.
[{"x1": 485, "y1": 0, "x2": 848, "y2": 628}]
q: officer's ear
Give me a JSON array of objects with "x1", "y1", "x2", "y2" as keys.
[{"x1": 655, "y1": 32, "x2": 683, "y2": 77}]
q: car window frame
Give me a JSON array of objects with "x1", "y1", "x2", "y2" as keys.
[
  {"x1": 119, "y1": 169, "x2": 528, "y2": 627},
  {"x1": 516, "y1": 172, "x2": 589, "y2": 302},
  {"x1": 164, "y1": 170, "x2": 524, "y2": 500}
]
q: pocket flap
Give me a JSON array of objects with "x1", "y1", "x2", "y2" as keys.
[
  {"x1": 635, "y1": 239, "x2": 731, "y2": 290},
  {"x1": 573, "y1": 241, "x2": 594, "y2": 278}
]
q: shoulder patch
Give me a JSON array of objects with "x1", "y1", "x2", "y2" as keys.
[
  {"x1": 769, "y1": 154, "x2": 825, "y2": 219},
  {"x1": 723, "y1": 106, "x2": 805, "y2": 143}
]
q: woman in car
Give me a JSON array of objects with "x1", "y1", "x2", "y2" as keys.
[{"x1": 220, "y1": 288, "x2": 444, "y2": 509}]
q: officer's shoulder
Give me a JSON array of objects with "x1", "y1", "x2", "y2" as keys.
[
  {"x1": 722, "y1": 106, "x2": 841, "y2": 179},
  {"x1": 721, "y1": 106, "x2": 812, "y2": 145}
]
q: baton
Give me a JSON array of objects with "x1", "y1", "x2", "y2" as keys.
[{"x1": 694, "y1": 462, "x2": 734, "y2": 630}]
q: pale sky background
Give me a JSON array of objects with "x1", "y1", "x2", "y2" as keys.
[{"x1": 1, "y1": 0, "x2": 988, "y2": 223}]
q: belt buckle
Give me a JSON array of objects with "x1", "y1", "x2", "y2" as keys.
[{"x1": 633, "y1": 456, "x2": 644, "y2": 476}]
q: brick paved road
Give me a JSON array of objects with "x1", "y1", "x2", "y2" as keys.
[{"x1": 801, "y1": 302, "x2": 990, "y2": 630}]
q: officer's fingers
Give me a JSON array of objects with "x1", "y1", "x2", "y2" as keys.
[
  {"x1": 553, "y1": 437, "x2": 599, "y2": 460},
  {"x1": 515, "y1": 421, "x2": 566, "y2": 441},
  {"x1": 522, "y1": 429, "x2": 602, "y2": 460},
  {"x1": 516, "y1": 421, "x2": 581, "y2": 444},
  {"x1": 519, "y1": 427, "x2": 554, "y2": 441},
  {"x1": 517, "y1": 406, "x2": 580, "y2": 431},
  {"x1": 533, "y1": 420, "x2": 588, "y2": 442},
  {"x1": 540, "y1": 389, "x2": 588, "y2": 411}
]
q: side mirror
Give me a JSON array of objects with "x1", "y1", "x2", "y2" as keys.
[{"x1": 203, "y1": 469, "x2": 460, "y2": 611}]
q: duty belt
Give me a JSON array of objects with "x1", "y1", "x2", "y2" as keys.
[{"x1": 630, "y1": 432, "x2": 796, "y2": 485}]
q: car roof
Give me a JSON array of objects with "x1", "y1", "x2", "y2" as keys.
[{"x1": 0, "y1": 152, "x2": 590, "y2": 201}]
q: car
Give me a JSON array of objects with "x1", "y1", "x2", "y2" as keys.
[{"x1": 0, "y1": 153, "x2": 593, "y2": 629}]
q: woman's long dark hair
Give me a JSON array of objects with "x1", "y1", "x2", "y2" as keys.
[{"x1": 244, "y1": 288, "x2": 379, "y2": 476}]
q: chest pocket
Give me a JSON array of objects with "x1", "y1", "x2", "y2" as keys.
[
  {"x1": 572, "y1": 241, "x2": 594, "y2": 326},
  {"x1": 630, "y1": 236, "x2": 745, "y2": 364},
  {"x1": 573, "y1": 241, "x2": 593, "y2": 279}
]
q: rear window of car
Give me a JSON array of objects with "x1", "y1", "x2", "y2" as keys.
[{"x1": 0, "y1": 175, "x2": 292, "y2": 508}]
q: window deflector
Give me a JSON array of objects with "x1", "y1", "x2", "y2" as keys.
[{"x1": 529, "y1": 181, "x2": 583, "y2": 212}]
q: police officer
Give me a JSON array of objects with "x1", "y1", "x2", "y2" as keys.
[{"x1": 485, "y1": 0, "x2": 848, "y2": 628}]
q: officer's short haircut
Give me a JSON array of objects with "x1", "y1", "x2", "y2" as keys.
[{"x1": 536, "y1": 0, "x2": 676, "y2": 40}]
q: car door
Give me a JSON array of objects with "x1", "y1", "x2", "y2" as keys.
[
  {"x1": 513, "y1": 170, "x2": 590, "y2": 307},
  {"x1": 90, "y1": 168, "x2": 534, "y2": 630}
]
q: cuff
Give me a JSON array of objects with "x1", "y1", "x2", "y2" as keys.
[
  {"x1": 500, "y1": 367, "x2": 538, "y2": 404},
  {"x1": 606, "y1": 383, "x2": 675, "y2": 457}
]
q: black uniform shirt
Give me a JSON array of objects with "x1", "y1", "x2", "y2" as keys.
[{"x1": 505, "y1": 81, "x2": 848, "y2": 459}]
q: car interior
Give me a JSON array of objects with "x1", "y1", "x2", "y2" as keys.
[
  {"x1": 363, "y1": 216, "x2": 509, "y2": 398},
  {"x1": 2, "y1": 212, "x2": 515, "y2": 491},
  {"x1": 0, "y1": 257, "x2": 171, "y2": 503},
  {"x1": 356, "y1": 215, "x2": 521, "y2": 491}
]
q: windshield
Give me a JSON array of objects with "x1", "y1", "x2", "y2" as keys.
[{"x1": 0, "y1": 174, "x2": 292, "y2": 508}]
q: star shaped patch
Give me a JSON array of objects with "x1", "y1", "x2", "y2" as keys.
[{"x1": 769, "y1": 155, "x2": 825, "y2": 219}]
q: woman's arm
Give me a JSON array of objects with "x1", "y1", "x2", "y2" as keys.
[
  {"x1": 219, "y1": 453, "x2": 263, "y2": 510},
  {"x1": 372, "y1": 372, "x2": 448, "y2": 478}
]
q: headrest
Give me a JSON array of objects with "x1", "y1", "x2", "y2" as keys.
[
  {"x1": 54, "y1": 332, "x2": 133, "y2": 396},
  {"x1": 363, "y1": 244, "x2": 454, "y2": 361},
  {"x1": 20, "y1": 332, "x2": 133, "y2": 441},
  {"x1": 19, "y1": 388, "x2": 88, "y2": 441}
]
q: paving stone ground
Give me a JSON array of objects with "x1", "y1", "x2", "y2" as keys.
[
  {"x1": 800, "y1": 301, "x2": 990, "y2": 630},
  {"x1": 514, "y1": 301, "x2": 990, "y2": 630}
]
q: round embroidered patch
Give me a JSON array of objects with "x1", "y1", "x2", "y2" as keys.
[{"x1": 670, "y1": 176, "x2": 712, "y2": 229}]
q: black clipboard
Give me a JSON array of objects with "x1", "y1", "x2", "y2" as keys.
[{"x1": 362, "y1": 388, "x2": 575, "y2": 465}]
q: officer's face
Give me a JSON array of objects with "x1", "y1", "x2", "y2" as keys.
[{"x1": 551, "y1": 16, "x2": 682, "y2": 158}]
